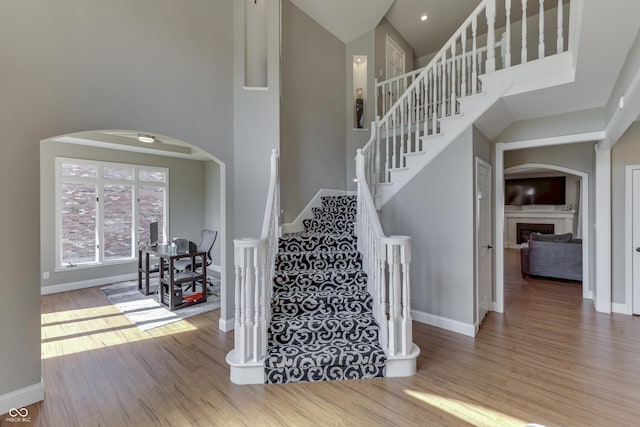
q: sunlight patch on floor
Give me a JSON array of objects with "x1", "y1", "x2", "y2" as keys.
[
  {"x1": 41, "y1": 306, "x2": 198, "y2": 359},
  {"x1": 405, "y1": 389, "x2": 532, "y2": 427}
]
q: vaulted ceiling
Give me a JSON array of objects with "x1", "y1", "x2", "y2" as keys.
[{"x1": 289, "y1": 0, "x2": 483, "y2": 58}]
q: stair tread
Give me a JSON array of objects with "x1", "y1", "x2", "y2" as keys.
[
  {"x1": 277, "y1": 249, "x2": 360, "y2": 256},
  {"x1": 271, "y1": 311, "x2": 376, "y2": 323},
  {"x1": 265, "y1": 338, "x2": 386, "y2": 369},
  {"x1": 274, "y1": 267, "x2": 364, "y2": 275},
  {"x1": 273, "y1": 288, "x2": 371, "y2": 298},
  {"x1": 282, "y1": 231, "x2": 355, "y2": 238}
]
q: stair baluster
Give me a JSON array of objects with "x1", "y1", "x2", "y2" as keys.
[
  {"x1": 557, "y1": 0, "x2": 564, "y2": 53},
  {"x1": 539, "y1": 0, "x2": 545, "y2": 59}
]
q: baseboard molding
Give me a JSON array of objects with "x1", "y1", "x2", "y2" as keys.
[
  {"x1": 41, "y1": 273, "x2": 138, "y2": 295},
  {"x1": 411, "y1": 309, "x2": 476, "y2": 337},
  {"x1": 0, "y1": 381, "x2": 44, "y2": 417},
  {"x1": 281, "y1": 189, "x2": 356, "y2": 234},
  {"x1": 219, "y1": 317, "x2": 234, "y2": 332},
  {"x1": 612, "y1": 302, "x2": 632, "y2": 315}
]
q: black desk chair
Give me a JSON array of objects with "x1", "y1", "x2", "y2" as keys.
[{"x1": 173, "y1": 230, "x2": 217, "y2": 291}]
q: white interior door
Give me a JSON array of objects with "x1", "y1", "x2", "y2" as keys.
[
  {"x1": 386, "y1": 36, "x2": 405, "y2": 104},
  {"x1": 633, "y1": 169, "x2": 640, "y2": 314},
  {"x1": 476, "y1": 158, "x2": 493, "y2": 327}
]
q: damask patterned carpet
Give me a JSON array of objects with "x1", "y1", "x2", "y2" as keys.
[{"x1": 265, "y1": 195, "x2": 386, "y2": 383}]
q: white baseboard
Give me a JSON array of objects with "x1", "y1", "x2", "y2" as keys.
[
  {"x1": 281, "y1": 189, "x2": 356, "y2": 234},
  {"x1": 0, "y1": 381, "x2": 44, "y2": 417},
  {"x1": 219, "y1": 317, "x2": 234, "y2": 332},
  {"x1": 41, "y1": 273, "x2": 138, "y2": 295},
  {"x1": 612, "y1": 302, "x2": 632, "y2": 315},
  {"x1": 412, "y1": 309, "x2": 476, "y2": 337}
]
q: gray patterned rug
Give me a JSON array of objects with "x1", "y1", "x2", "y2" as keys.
[{"x1": 100, "y1": 277, "x2": 220, "y2": 331}]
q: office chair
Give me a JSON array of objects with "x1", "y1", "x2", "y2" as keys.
[{"x1": 173, "y1": 230, "x2": 217, "y2": 291}]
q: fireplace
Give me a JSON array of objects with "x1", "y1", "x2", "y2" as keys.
[{"x1": 516, "y1": 223, "x2": 554, "y2": 244}]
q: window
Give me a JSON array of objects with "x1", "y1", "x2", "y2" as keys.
[{"x1": 56, "y1": 158, "x2": 168, "y2": 269}]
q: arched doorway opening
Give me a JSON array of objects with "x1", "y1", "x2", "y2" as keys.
[{"x1": 39, "y1": 129, "x2": 227, "y2": 328}]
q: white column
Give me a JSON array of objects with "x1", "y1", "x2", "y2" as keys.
[{"x1": 594, "y1": 144, "x2": 611, "y2": 313}]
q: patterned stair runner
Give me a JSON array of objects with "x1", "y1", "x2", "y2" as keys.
[{"x1": 265, "y1": 195, "x2": 386, "y2": 383}]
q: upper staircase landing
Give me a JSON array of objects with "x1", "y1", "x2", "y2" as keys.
[{"x1": 365, "y1": 0, "x2": 579, "y2": 208}]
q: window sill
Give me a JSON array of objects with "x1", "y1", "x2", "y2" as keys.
[{"x1": 55, "y1": 258, "x2": 136, "y2": 273}]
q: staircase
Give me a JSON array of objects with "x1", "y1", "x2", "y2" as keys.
[
  {"x1": 228, "y1": 0, "x2": 581, "y2": 385},
  {"x1": 265, "y1": 195, "x2": 387, "y2": 383}
]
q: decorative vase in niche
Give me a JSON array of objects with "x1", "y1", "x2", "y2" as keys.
[{"x1": 355, "y1": 88, "x2": 364, "y2": 128}]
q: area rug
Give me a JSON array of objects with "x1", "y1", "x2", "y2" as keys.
[{"x1": 100, "y1": 277, "x2": 220, "y2": 331}]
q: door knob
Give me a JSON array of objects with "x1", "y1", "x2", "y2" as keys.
[
  {"x1": 636, "y1": 247, "x2": 640, "y2": 252},
  {"x1": 487, "y1": 245, "x2": 493, "y2": 249}
]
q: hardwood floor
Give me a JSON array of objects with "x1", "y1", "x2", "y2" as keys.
[{"x1": 4, "y1": 250, "x2": 640, "y2": 426}]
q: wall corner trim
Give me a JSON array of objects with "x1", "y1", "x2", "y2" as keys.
[
  {"x1": 219, "y1": 317, "x2": 235, "y2": 332},
  {"x1": 0, "y1": 381, "x2": 44, "y2": 417}
]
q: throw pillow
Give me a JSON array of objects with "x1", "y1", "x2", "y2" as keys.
[{"x1": 529, "y1": 232, "x2": 573, "y2": 242}]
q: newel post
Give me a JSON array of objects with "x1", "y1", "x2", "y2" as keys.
[{"x1": 381, "y1": 236, "x2": 412, "y2": 357}]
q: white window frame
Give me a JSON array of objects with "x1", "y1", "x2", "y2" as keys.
[{"x1": 55, "y1": 157, "x2": 169, "y2": 270}]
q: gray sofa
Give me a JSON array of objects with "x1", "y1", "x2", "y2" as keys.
[{"x1": 520, "y1": 232, "x2": 582, "y2": 281}]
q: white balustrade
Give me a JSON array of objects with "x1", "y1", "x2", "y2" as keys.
[
  {"x1": 227, "y1": 149, "x2": 280, "y2": 384},
  {"x1": 369, "y1": 0, "x2": 573, "y2": 195},
  {"x1": 356, "y1": 145, "x2": 419, "y2": 376}
]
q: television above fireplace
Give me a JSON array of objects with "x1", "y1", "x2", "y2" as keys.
[{"x1": 505, "y1": 176, "x2": 566, "y2": 205}]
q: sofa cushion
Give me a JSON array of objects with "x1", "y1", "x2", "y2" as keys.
[{"x1": 529, "y1": 232, "x2": 573, "y2": 242}]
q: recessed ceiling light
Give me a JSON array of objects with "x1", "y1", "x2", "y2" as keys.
[
  {"x1": 421, "y1": 14, "x2": 428, "y2": 21},
  {"x1": 137, "y1": 134, "x2": 156, "y2": 143}
]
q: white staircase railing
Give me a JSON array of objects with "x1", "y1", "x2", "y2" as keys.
[
  {"x1": 375, "y1": 43, "x2": 503, "y2": 119},
  {"x1": 227, "y1": 149, "x2": 280, "y2": 385},
  {"x1": 365, "y1": 0, "x2": 571, "y2": 197},
  {"x1": 356, "y1": 141, "x2": 420, "y2": 377}
]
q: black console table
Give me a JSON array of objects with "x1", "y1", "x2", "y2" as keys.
[{"x1": 138, "y1": 245, "x2": 207, "y2": 311}]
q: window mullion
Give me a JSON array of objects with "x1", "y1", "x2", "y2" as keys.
[{"x1": 97, "y1": 168, "x2": 104, "y2": 263}]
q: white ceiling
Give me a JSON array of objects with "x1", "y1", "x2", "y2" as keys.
[
  {"x1": 289, "y1": 0, "x2": 483, "y2": 58},
  {"x1": 289, "y1": 0, "x2": 394, "y2": 44},
  {"x1": 385, "y1": 0, "x2": 482, "y2": 58}
]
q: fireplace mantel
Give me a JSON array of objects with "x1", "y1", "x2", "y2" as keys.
[{"x1": 504, "y1": 206, "x2": 575, "y2": 248}]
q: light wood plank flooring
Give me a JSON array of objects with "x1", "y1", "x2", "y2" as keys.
[{"x1": 3, "y1": 249, "x2": 640, "y2": 426}]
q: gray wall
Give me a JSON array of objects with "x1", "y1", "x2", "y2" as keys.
[
  {"x1": 0, "y1": 0, "x2": 233, "y2": 402},
  {"x1": 611, "y1": 122, "x2": 640, "y2": 304},
  {"x1": 280, "y1": 0, "x2": 347, "y2": 221},
  {"x1": 605, "y1": 25, "x2": 640, "y2": 123},
  {"x1": 503, "y1": 142, "x2": 596, "y2": 294},
  {"x1": 379, "y1": 128, "x2": 475, "y2": 325},
  {"x1": 233, "y1": 0, "x2": 280, "y2": 238},
  {"x1": 40, "y1": 142, "x2": 206, "y2": 289}
]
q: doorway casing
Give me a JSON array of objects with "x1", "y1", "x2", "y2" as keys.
[{"x1": 494, "y1": 132, "x2": 603, "y2": 313}]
